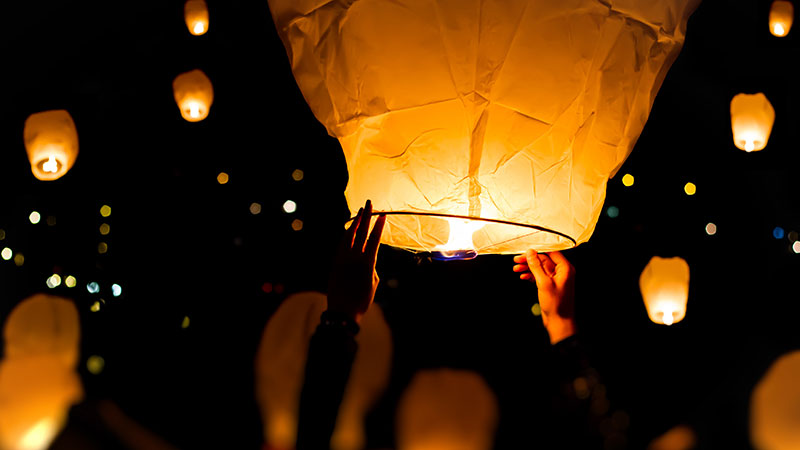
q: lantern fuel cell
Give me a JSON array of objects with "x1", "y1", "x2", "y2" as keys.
[
  {"x1": 173, "y1": 69, "x2": 214, "y2": 122},
  {"x1": 23, "y1": 110, "x2": 79, "y2": 181},
  {"x1": 639, "y1": 256, "x2": 690, "y2": 326},
  {"x1": 730, "y1": 93, "x2": 775, "y2": 152}
]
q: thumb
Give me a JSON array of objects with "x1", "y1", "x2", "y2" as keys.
[{"x1": 525, "y1": 249, "x2": 551, "y2": 288}]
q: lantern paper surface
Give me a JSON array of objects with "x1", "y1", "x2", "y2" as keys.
[
  {"x1": 639, "y1": 256, "x2": 690, "y2": 326},
  {"x1": 184, "y1": 0, "x2": 209, "y2": 36},
  {"x1": 268, "y1": 0, "x2": 698, "y2": 254},
  {"x1": 23, "y1": 110, "x2": 79, "y2": 181},
  {"x1": 172, "y1": 69, "x2": 214, "y2": 122},
  {"x1": 769, "y1": 0, "x2": 794, "y2": 37},
  {"x1": 750, "y1": 351, "x2": 800, "y2": 450},
  {"x1": 730, "y1": 93, "x2": 775, "y2": 152},
  {"x1": 254, "y1": 292, "x2": 392, "y2": 450},
  {"x1": 396, "y1": 369, "x2": 498, "y2": 450}
]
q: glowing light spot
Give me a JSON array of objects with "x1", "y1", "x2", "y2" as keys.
[
  {"x1": 217, "y1": 172, "x2": 229, "y2": 184},
  {"x1": 46, "y1": 216, "x2": 56, "y2": 226},
  {"x1": 684, "y1": 182, "x2": 697, "y2": 196},
  {"x1": 432, "y1": 218, "x2": 486, "y2": 259},
  {"x1": 87, "y1": 355, "x2": 105, "y2": 374},
  {"x1": 662, "y1": 311, "x2": 675, "y2": 326},
  {"x1": 606, "y1": 206, "x2": 619, "y2": 218},
  {"x1": 19, "y1": 418, "x2": 57, "y2": 450},
  {"x1": 65, "y1": 275, "x2": 77, "y2": 287},
  {"x1": 90, "y1": 301, "x2": 101, "y2": 312},
  {"x1": 188, "y1": 102, "x2": 201, "y2": 119},
  {"x1": 0, "y1": 229, "x2": 4, "y2": 240},
  {"x1": 46, "y1": 274, "x2": 62, "y2": 289},
  {"x1": 262, "y1": 282, "x2": 273, "y2": 293},
  {"x1": 182, "y1": 316, "x2": 191, "y2": 329},
  {"x1": 292, "y1": 169, "x2": 304, "y2": 181},
  {"x1": 111, "y1": 283, "x2": 122, "y2": 297},
  {"x1": 42, "y1": 154, "x2": 59, "y2": 173},
  {"x1": 283, "y1": 200, "x2": 297, "y2": 213},
  {"x1": 98, "y1": 242, "x2": 108, "y2": 254},
  {"x1": 100, "y1": 205, "x2": 112, "y2": 217},
  {"x1": 793, "y1": 241, "x2": 800, "y2": 254},
  {"x1": 622, "y1": 173, "x2": 634, "y2": 187},
  {"x1": 1, "y1": 247, "x2": 12, "y2": 260},
  {"x1": 774, "y1": 23, "x2": 786, "y2": 36},
  {"x1": 87, "y1": 282, "x2": 100, "y2": 293},
  {"x1": 574, "y1": 377, "x2": 590, "y2": 399},
  {"x1": 773, "y1": 227, "x2": 785, "y2": 239},
  {"x1": 13, "y1": 253, "x2": 24, "y2": 266},
  {"x1": 531, "y1": 303, "x2": 542, "y2": 316},
  {"x1": 745, "y1": 140, "x2": 756, "y2": 152},
  {"x1": 250, "y1": 202, "x2": 262, "y2": 215},
  {"x1": 291, "y1": 219, "x2": 304, "y2": 231},
  {"x1": 193, "y1": 22, "x2": 205, "y2": 34},
  {"x1": 29, "y1": 211, "x2": 41, "y2": 224},
  {"x1": 705, "y1": 223, "x2": 717, "y2": 236},
  {"x1": 99, "y1": 223, "x2": 110, "y2": 235}
]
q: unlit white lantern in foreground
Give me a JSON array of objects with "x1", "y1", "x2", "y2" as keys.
[
  {"x1": 730, "y1": 93, "x2": 775, "y2": 152},
  {"x1": 268, "y1": 0, "x2": 698, "y2": 258},
  {"x1": 254, "y1": 292, "x2": 392, "y2": 450},
  {"x1": 750, "y1": 351, "x2": 800, "y2": 450},
  {"x1": 184, "y1": 0, "x2": 209, "y2": 36},
  {"x1": 23, "y1": 110, "x2": 79, "y2": 181},
  {"x1": 172, "y1": 69, "x2": 214, "y2": 122},
  {"x1": 639, "y1": 256, "x2": 690, "y2": 326},
  {"x1": 769, "y1": 0, "x2": 794, "y2": 37}
]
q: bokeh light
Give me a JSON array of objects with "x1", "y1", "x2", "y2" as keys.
[
  {"x1": 65, "y1": 276, "x2": 77, "y2": 288},
  {"x1": 0, "y1": 229, "x2": 5, "y2": 240},
  {"x1": 46, "y1": 274, "x2": 62, "y2": 288},
  {"x1": 46, "y1": 216, "x2": 56, "y2": 226},
  {"x1": 90, "y1": 301, "x2": 101, "y2": 312},
  {"x1": 99, "y1": 223, "x2": 110, "y2": 235},
  {"x1": 111, "y1": 284, "x2": 122, "y2": 297},
  {"x1": 98, "y1": 242, "x2": 108, "y2": 254},
  {"x1": 250, "y1": 202, "x2": 262, "y2": 215},
  {"x1": 705, "y1": 223, "x2": 717, "y2": 235},
  {"x1": 292, "y1": 169, "x2": 304, "y2": 181},
  {"x1": 773, "y1": 227, "x2": 785, "y2": 239},
  {"x1": 283, "y1": 200, "x2": 297, "y2": 213},
  {"x1": 291, "y1": 219, "x2": 304, "y2": 231},
  {"x1": 531, "y1": 303, "x2": 541, "y2": 316},
  {"x1": 13, "y1": 253, "x2": 24, "y2": 266},
  {"x1": 1, "y1": 247, "x2": 12, "y2": 260},
  {"x1": 100, "y1": 205, "x2": 112, "y2": 217},
  {"x1": 793, "y1": 241, "x2": 800, "y2": 254},
  {"x1": 606, "y1": 206, "x2": 619, "y2": 218},
  {"x1": 29, "y1": 211, "x2": 41, "y2": 224},
  {"x1": 622, "y1": 173, "x2": 634, "y2": 187},
  {"x1": 182, "y1": 316, "x2": 191, "y2": 329},
  {"x1": 87, "y1": 282, "x2": 100, "y2": 293},
  {"x1": 87, "y1": 355, "x2": 105, "y2": 375},
  {"x1": 789, "y1": 231, "x2": 799, "y2": 242},
  {"x1": 217, "y1": 172, "x2": 229, "y2": 184},
  {"x1": 684, "y1": 182, "x2": 697, "y2": 196}
]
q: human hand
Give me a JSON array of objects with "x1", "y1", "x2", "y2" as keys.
[
  {"x1": 513, "y1": 249, "x2": 576, "y2": 344},
  {"x1": 327, "y1": 200, "x2": 386, "y2": 324}
]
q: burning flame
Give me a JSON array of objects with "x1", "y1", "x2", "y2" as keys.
[
  {"x1": 42, "y1": 155, "x2": 58, "y2": 173},
  {"x1": 432, "y1": 218, "x2": 486, "y2": 259}
]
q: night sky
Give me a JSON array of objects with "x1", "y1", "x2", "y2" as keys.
[{"x1": 1, "y1": 1, "x2": 800, "y2": 449}]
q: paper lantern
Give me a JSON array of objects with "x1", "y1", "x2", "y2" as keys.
[
  {"x1": 769, "y1": 0, "x2": 794, "y2": 37},
  {"x1": 254, "y1": 292, "x2": 392, "y2": 450},
  {"x1": 750, "y1": 351, "x2": 800, "y2": 450},
  {"x1": 730, "y1": 93, "x2": 775, "y2": 152},
  {"x1": 184, "y1": 0, "x2": 209, "y2": 36},
  {"x1": 23, "y1": 110, "x2": 79, "y2": 181},
  {"x1": 647, "y1": 425, "x2": 697, "y2": 450},
  {"x1": 396, "y1": 369, "x2": 499, "y2": 450},
  {"x1": 172, "y1": 69, "x2": 214, "y2": 122},
  {"x1": 268, "y1": 0, "x2": 698, "y2": 257},
  {"x1": 639, "y1": 256, "x2": 690, "y2": 326}
]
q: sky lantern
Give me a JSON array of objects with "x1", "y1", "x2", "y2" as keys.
[
  {"x1": 639, "y1": 256, "x2": 690, "y2": 326},
  {"x1": 396, "y1": 369, "x2": 499, "y2": 450},
  {"x1": 268, "y1": 0, "x2": 698, "y2": 258},
  {"x1": 769, "y1": 0, "x2": 794, "y2": 37},
  {"x1": 254, "y1": 292, "x2": 392, "y2": 450},
  {"x1": 0, "y1": 294, "x2": 83, "y2": 450},
  {"x1": 172, "y1": 69, "x2": 214, "y2": 122},
  {"x1": 23, "y1": 110, "x2": 79, "y2": 181},
  {"x1": 184, "y1": 0, "x2": 209, "y2": 36},
  {"x1": 750, "y1": 351, "x2": 800, "y2": 450},
  {"x1": 730, "y1": 93, "x2": 775, "y2": 152}
]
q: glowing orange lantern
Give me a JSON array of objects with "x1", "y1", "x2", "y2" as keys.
[
  {"x1": 23, "y1": 110, "x2": 79, "y2": 181},
  {"x1": 730, "y1": 93, "x2": 775, "y2": 152},
  {"x1": 184, "y1": 0, "x2": 209, "y2": 36},
  {"x1": 268, "y1": 0, "x2": 698, "y2": 258},
  {"x1": 750, "y1": 351, "x2": 800, "y2": 450},
  {"x1": 172, "y1": 69, "x2": 214, "y2": 122},
  {"x1": 770, "y1": 0, "x2": 794, "y2": 37},
  {"x1": 254, "y1": 292, "x2": 392, "y2": 450},
  {"x1": 639, "y1": 256, "x2": 690, "y2": 326}
]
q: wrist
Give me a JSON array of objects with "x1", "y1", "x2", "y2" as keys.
[
  {"x1": 545, "y1": 316, "x2": 576, "y2": 345},
  {"x1": 320, "y1": 310, "x2": 361, "y2": 336}
]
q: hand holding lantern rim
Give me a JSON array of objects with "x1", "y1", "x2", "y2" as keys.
[
  {"x1": 327, "y1": 200, "x2": 387, "y2": 324},
  {"x1": 513, "y1": 250, "x2": 576, "y2": 344}
]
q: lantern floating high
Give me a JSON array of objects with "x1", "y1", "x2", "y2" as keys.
[
  {"x1": 730, "y1": 93, "x2": 775, "y2": 152},
  {"x1": 23, "y1": 110, "x2": 79, "y2": 181},
  {"x1": 269, "y1": 0, "x2": 698, "y2": 257},
  {"x1": 184, "y1": 0, "x2": 209, "y2": 36},
  {"x1": 172, "y1": 69, "x2": 214, "y2": 122},
  {"x1": 769, "y1": 0, "x2": 794, "y2": 37},
  {"x1": 750, "y1": 351, "x2": 800, "y2": 450},
  {"x1": 639, "y1": 256, "x2": 690, "y2": 326}
]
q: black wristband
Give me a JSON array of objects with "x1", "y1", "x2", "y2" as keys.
[{"x1": 320, "y1": 310, "x2": 360, "y2": 337}]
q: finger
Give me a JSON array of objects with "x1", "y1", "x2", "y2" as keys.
[
  {"x1": 344, "y1": 207, "x2": 363, "y2": 249},
  {"x1": 513, "y1": 254, "x2": 528, "y2": 264},
  {"x1": 519, "y1": 273, "x2": 533, "y2": 281},
  {"x1": 525, "y1": 249, "x2": 550, "y2": 286},
  {"x1": 512, "y1": 264, "x2": 530, "y2": 273},
  {"x1": 538, "y1": 253, "x2": 556, "y2": 277},
  {"x1": 547, "y1": 251, "x2": 574, "y2": 275},
  {"x1": 354, "y1": 200, "x2": 372, "y2": 251},
  {"x1": 366, "y1": 213, "x2": 386, "y2": 263}
]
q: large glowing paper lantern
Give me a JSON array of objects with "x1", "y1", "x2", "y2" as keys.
[
  {"x1": 750, "y1": 351, "x2": 800, "y2": 450},
  {"x1": 172, "y1": 69, "x2": 214, "y2": 122},
  {"x1": 730, "y1": 93, "x2": 775, "y2": 152},
  {"x1": 268, "y1": 0, "x2": 698, "y2": 257},
  {"x1": 0, "y1": 294, "x2": 83, "y2": 450},
  {"x1": 770, "y1": 0, "x2": 794, "y2": 37},
  {"x1": 23, "y1": 110, "x2": 79, "y2": 181},
  {"x1": 184, "y1": 0, "x2": 209, "y2": 36},
  {"x1": 396, "y1": 369, "x2": 499, "y2": 450},
  {"x1": 639, "y1": 256, "x2": 690, "y2": 326},
  {"x1": 254, "y1": 292, "x2": 392, "y2": 450}
]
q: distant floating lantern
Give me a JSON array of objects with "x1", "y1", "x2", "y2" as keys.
[
  {"x1": 23, "y1": 110, "x2": 79, "y2": 181},
  {"x1": 730, "y1": 93, "x2": 775, "y2": 152},
  {"x1": 769, "y1": 0, "x2": 794, "y2": 37},
  {"x1": 172, "y1": 69, "x2": 214, "y2": 122},
  {"x1": 184, "y1": 0, "x2": 209, "y2": 36},
  {"x1": 750, "y1": 351, "x2": 800, "y2": 450},
  {"x1": 639, "y1": 256, "x2": 690, "y2": 326},
  {"x1": 269, "y1": 0, "x2": 698, "y2": 258}
]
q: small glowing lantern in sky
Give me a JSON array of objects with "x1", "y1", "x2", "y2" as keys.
[
  {"x1": 172, "y1": 69, "x2": 214, "y2": 122},
  {"x1": 184, "y1": 0, "x2": 209, "y2": 36},
  {"x1": 0, "y1": 294, "x2": 83, "y2": 450},
  {"x1": 769, "y1": 0, "x2": 794, "y2": 37},
  {"x1": 639, "y1": 256, "x2": 690, "y2": 326},
  {"x1": 730, "y1": 93, "x2": 775, "y2": 152},
  {"x1": 268, "y1": 0, "x2": 698, "y2": 258},
  {"x1": 23, "y1": 110, "x2": 79, "y2": 181},
  {"x1": 750, "y1": 351, "x2": 800, "y2": 450},
  {"x1": 255, "y1": 292, "x2": 392, "y2": 450}
]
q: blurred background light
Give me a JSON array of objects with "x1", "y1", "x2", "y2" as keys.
[
  {"x1": 250, "y1": 203, "x2": 262, "y2": 215},
  {"x1": 217, "y1": 172, "x2": 229, "y2": 184},
  {"x1": 111, "y1": 284, "x2": 122, "y2": 297},
  {"x1": 292, "y1": 169, "x2": 304, "y2": 181},
  {"x1": 705, "y1": 223, "x2": 717, "y2": 236},
  {"x1": 1, "y1": 248, "x2": 12, "y2": 261},
  {"x1": 622, "y1": 173, "x2": 634, "y2": 187},
  {"x1": 65, "y1": 276, "x2": 76, "y2": 288},
  {"x1": 773, "y1": 227, "x2": 785, "y2": 239},
  {"x1": 100, "y1": 205, "x2": 111, "y2": 217},
  {"x1": 29, "y1": 211, "x2": 41, "y2": 224},
  {"x1": 87, "y1": 282, "x2": 100, "y2": 294},
  {"x1": 86, "y1": 355, "x2": 105, "y2": 375},
  {"x1": 684, "y1": 182, "x2": 697, "y2": 196},
  {"x1": 606, "y1": 206, "x2": 619, "y2": 218},
  {"x1": 283, "y1": 200, "x2": 297, "y2": 214}
]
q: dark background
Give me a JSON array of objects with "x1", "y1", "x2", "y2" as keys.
[{"x1": 1, "y1": 0, "x2": 799, "y2": 448}]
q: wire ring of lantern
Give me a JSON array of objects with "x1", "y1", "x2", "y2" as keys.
[{"x1": 345, "y1": 211, "x2": 578, "y2": 249}]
